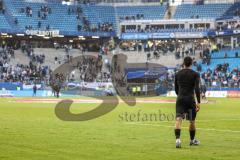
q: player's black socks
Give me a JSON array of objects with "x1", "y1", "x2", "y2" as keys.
[
  {"x1": 175, "y1": 129, "x2": 181, "y2": 139},
  {"x1": 189, "y1": 130, "x2": 195, "y2": 140}
]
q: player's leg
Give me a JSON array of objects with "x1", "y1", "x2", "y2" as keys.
[
  {"x1": 175, "y1": 99, "x2": 184, "y2": 148},
  {"x1": 175, "y1": 116, "x2": 182, "y2": 148},
  {"x1": 189, "y1": 120, "x2": 196, "y2": 141},
  {"x1": 189, "y1": 113, "x2": 200, "y2": 146},
  {"x1": 175, "y1": 117, "x2": 182, "y2": 138}
]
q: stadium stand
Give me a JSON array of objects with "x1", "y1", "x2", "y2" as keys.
[
  {"x1": 116, "y1": 5, "x2": 167, "y2": 20},
  {"x1": 1, "y1": 0, "x2": 168, "y2": 33},
  {"x1": 0, "y1": 1, "x2": 238, "y2": 34},
  {"x1": 4, "y1": 0, "x2": 80, "y2": 31},
  {"x1": 0, "y1": 1, "x2": 239, "y2": 92},
  {"x1": 221, "y1": 2, "x2": 240, "y2": 19},
  {"x1": 2, "y1": 0, "x2": 114, "y2": 35},
  {"x1": 200, "y1": 57, "x2": 240, "y2": 72},
  {"x1": 173, "y1": 4, "x2": 232, "y2": 19},
  {"x1": 82, "y1": 5, "x2": 116, "y2": 30},
  {"x1": 190, "y1": 48, "x2": 239, "y2": 88},
  {"x1": 211, "y1": 49, "x2": 239, "y2": 59}
]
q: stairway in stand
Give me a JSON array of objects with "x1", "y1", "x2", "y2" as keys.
[{"x1": 164, "y1": 5, "x2": 177, "y2": 19}]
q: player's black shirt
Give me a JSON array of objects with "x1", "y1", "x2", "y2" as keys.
[{"x1": 175, "y1": 68, "x2": 201, "y2": 103}]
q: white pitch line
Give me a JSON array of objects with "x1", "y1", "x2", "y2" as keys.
[
  {"x1": 126, "y1": 122, "x2": 240, "y2": 133},
  {"x1": 196, "y1": 119, "x2": 240, "y2": 122}
]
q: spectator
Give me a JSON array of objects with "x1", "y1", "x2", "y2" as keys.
[
  {"x1": 33, "y1": 84, "x2": 37, "y2": 96},
  {"x1": 14, "y1": 18, "x2": 18, "y2": 25},
  {"x1": 46, "y1": 24, "x2": 50, "y2": 30},
  {"x1": 224, "y1": 52, "x2": 228, "y2": 58},
  {"x1": 38, "y1": 10, "x2": 41, "y2": 18},
  {"x1": 38, "y1": 21, "x2": 41, "y2": 29}
]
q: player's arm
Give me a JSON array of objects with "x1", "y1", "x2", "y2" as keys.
[
  {"x1": 195, "y1": 73, "x2": 201, "y2": 112},
  {"x1": 174, "y1": 74, "x2": 179, "y2": 95}
]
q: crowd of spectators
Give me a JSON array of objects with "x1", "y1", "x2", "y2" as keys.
[
  {"x1": 0, "y1": 42, "x2": 108, "y2": 84},
  {"x1": 17, "y1": 5, "x2": 52, "y2": 30},
  {"x1": 167, "y1": 62, "x2": 240, "y2": 90},
  {"x1": 1, "y1": 41, "x2": 112, "y2": 87},
  {"x1": 29, "y1": 53, "x2": 46, "y2": 65},
  {"x1": 66, "y1": 6, "x2": 114, "y2": 33},
  {"x1": 201, "y1": 63, "x2": 240, "y2": 88},
  {"x1": 199, "y1": 48, "x2": 211, "y2": 66},
  {"x1": 38, "y1": 5, "x2": 52, "y2": 19},
  {"x1": 23, "y1": 44, "x2": 45, "y2": 65},
  {"x1": 124, "y1": 24, "x2": 210, "y2": 33},
  {"x1": 78, "y1": 19, "x2": 113, "y2": 32},
  {"x1": 20, "y1": 6, "x2": 33, "y2": 17},
  {"x1": 0, "y1": 46, "x2": 14, "y2": 82},
  {"x1": 168, "y1": 54, "x2": 240, "y2": 89},
  {"x1": 69, "y1": 55, "x2": 103, "y2": 82},
  {"x1": 119, "y1": 14, "x2": 144, "y2": 21},
  {"x1": 119, "y1": 40, "x2": 203, "y2": 60},
  {"x1": 175, "y1": 45, "x2": 199, "y2": 59},
  {"x1": 234, "y1": 8, "x2": 240, "y2": 17},
  {"x1": 1, "y1": 62, "x2": 49, "y2": 83},
  {"x1": 97, "y1": 22, "x2": 113, "y2": 32},
  {"x1": 19, "y1": 5, "x2": 52, "y2": 19},
  {"x1": 0, "y1": 43, "x2": 49, "y2": 83},
  {"x1": 217, "y1": 20, "x2": 240, "y2": 31},
  {"x1": 1, "y1": 38, "x2": 239, "y2": 91}
]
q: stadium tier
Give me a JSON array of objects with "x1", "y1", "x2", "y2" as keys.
[
  {"x1": 200, "y1": 57, "x2": 240, "y2": 72},
  {"x1": 221, "y1": 2, "x2": 240, "y2": 19},
  {"x1": 81, "y1": 5, "x2": 117, "y2": 30},
  {"x1": 116, "y1": 5, "x2": 167, "y2": 20},
  {"x1": 0, "y1": 0, "x2": 167, "y2": 35},
  {"x1": 173, "y1": 3, "x2": 232, "y2": 19},
  {"x1": 0, "y1": 1, "x2": 239, "y2": 36},
  {"x1": 211, "y1": 49, "x2": 239, "y2": 59},
  {"x1": 5, "y1": 1, "x2": 80, "y2": 31}
]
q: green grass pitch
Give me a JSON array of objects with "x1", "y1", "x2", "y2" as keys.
[{"x1": 0, "y1": 97, "x2": 240, "y2": 160}]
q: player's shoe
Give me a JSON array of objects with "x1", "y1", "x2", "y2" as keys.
[
  {"x1": 176, "y1": 139, "x2": 181, "y2": 148},
  {"x1": 190, "y1": 139, "x2": 200, "y2": 146}
]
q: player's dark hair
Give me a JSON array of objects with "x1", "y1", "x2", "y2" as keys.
[{"x1": 183, "y1": 56, "x2": 193, "y2": 67}]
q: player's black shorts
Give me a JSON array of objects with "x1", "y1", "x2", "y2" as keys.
[{"x1": 176, "y1": 96, "x2": 197, "y2": 121}]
